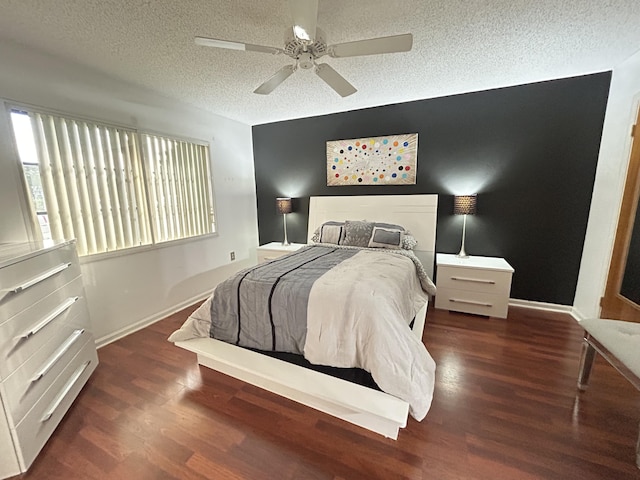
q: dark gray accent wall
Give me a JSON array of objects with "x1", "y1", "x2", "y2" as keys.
[{"x1": 252, "y1": 73, "x2": 611, "y2": 305}]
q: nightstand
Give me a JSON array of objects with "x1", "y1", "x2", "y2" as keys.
[
  {"x1": 435, "y1": 253, "x2": 514, "y2": 318},
  {"x1": 256, "y1": 242, "x2": 306, "y2": 263}
]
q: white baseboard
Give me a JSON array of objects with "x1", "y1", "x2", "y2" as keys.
[
  {"x1": 568, "y1": 307, "x2": 590, "y2": 323},
  {"x1": 509, "y1": 298, "x2": 573, "y2": 314},
  {"x1": 95, "y1": 290, "x2": 210, "y2": 348}
]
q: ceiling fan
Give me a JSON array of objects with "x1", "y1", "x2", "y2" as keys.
[{"x1": 195, "y1": 0, "x2": 413, "y2": 97}]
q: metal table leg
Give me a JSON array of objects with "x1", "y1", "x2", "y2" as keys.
[{"x1": 578, "y1": 338, "x2": 596, "y2": 390}]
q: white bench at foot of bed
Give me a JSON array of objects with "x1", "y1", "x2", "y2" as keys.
[{"x1": 175, "y1": 301, "x2": 428, "y2": 439}]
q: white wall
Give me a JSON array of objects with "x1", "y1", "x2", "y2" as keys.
[
  {"x1": 573, "y1": 49, "x2": 640, "y2": 320},
  {"x1": 0, "y1": 39, "x2": 259, "y2": 344}
]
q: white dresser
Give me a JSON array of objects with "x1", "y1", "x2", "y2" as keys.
[
  {"x1": 435, "y1": 253, "x2": 514, "y2": 319},
  {"x1": 0, "y1": 240, "x2": 98, "y2": 478}
]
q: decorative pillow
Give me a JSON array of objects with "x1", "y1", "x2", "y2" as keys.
[
  {"x1": 311, "y1": 221, "x2": 345, "y2": 244},
  {"x1": 374, "y1": 222, "x2": 405, "y2": 232},
  {"x1": 343, "y1": 220, "x2": 375, "y2": 247},
  {"x1": 368, "y1": 226, "x2": 404, "y2": 249},
  {"x1": 402, "y1": 234, "x2": 418, "y2": 250}
]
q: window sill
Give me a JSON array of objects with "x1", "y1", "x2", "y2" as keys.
[{"x1": 78, "y1": 232, "x2": 219, "y2": 265}]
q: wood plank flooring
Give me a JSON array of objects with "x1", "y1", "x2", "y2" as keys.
[{"x1": 13, "y1": 304, "x2": 640, "y2": 479}]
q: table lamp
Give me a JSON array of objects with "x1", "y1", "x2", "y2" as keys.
[
  {"x1": 454, "y1": 194, "x2": 477, "y2": 258},
  {"x1": 276, "y1": 197, "x2": 292, "y2": 246}
]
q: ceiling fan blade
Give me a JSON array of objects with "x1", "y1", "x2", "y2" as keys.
[
  {"x1": 195, "y1": 36, "x2": 284, "y2": 55},
  {"x1": 329, "y1": 33, "x2": 413, "y2": 58},
  {"x1": 289, "y1": 0, "x2": 318, "y2": 42},
  {"x1": 315, "y1": 64, "x2": 356, "y2": 97},
  {"x1": 254, "y1": 65, "x2": 296, "y2": 95}
]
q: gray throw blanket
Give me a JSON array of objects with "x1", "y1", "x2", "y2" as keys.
[{"x1": 209, "y1": 246, "x2": 357, "y2": 353}]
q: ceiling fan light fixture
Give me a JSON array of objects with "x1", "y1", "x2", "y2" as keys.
[{"x1": 293, "y1": 25, "x2": 311, "y2": 42}]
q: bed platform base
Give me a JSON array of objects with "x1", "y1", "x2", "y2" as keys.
[{"x1": 175, "y1": 301, "x2": 428, "y2": 439}]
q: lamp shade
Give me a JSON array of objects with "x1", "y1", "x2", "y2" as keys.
[
  {"x1": 454, "y1": 194, "x2": 477, "y2": 215},
  {"x1": 276, "y1": 197, "x2": 292, "y2": 215}
]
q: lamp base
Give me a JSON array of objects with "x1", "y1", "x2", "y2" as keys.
[
  {"x1": 457, "y1": 214, "x2": 469, "y2": 258},
  {"x1": 282, "y1": 213, "x2": 289, "y2": 246}
]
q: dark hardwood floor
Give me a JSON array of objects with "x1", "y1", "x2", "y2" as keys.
[{"x1": 14, "y1": 304, "x2": 640, "y2": 479}]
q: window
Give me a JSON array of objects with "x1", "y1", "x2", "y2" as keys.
[
  {"x1": 140, "y1": 133, "x2": 214, "y2": 243},
  {"x1": 10, "y1": 109, "x2": 215, "y2": 256}
]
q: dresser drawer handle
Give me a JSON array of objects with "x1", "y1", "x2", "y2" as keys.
[
  {"x1": 450, "y1": 298, "x2": 493, "y2": 307},
  {"x1": 6, "y1": 262, "x2": 72, "y2": 295},
  {"x1": 17, "y1": 296, "x2": 80, "y2": 340},
  {"x1": 450, "y1": 276, "x2": 496, "y2": 285},
  {"x1": 31, "y1": 329, "x2": 85, "y2": 383},
  {"x1": 41, "y1": 359, "x2": 91, "y2": 422}
]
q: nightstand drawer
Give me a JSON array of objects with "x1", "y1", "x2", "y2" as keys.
[
  {"x1": 256, "y1": 243, "x2": 305, "y2": 264},
  {"x1": 258, "y1": 251, "x2": 286, "y2": 263},
  {"x1": 435, "y1": 287, "x2": 509, "y2": 318},
  {"x1": 437, "y1": 266, "x2": 511, "y2": 295}
]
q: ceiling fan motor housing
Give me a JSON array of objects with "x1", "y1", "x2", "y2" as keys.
[{"x1": 284, "y1": 27, "x2": 327, "y2": 62}]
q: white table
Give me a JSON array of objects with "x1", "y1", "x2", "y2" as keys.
[
  {"x1": 435, "y1": 253, "x2": 514, "y2": 318},
  {"x1": 256, "y1": 242, "x2": 305, "y2": 263}
]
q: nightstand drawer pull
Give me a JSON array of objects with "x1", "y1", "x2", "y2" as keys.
[
  {"x1": 450, "y1": 298, "x2": 493, "y2": 307},
  {"x1": 31, "y1": 329, "x2": 85, "y2": 383},
  {"x1": 41, "y1": 359, "x2": 91, "y2": 422},
  {"x1": 17, "y1": 296, "x2": 80, "y2": 340},
  {"x1": 450, "y1": 276, "x2": 496, "y2": 285}
]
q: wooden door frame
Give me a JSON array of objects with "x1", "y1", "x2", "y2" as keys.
[{"x1": 601, "y1": 106, "x2": 640, "y2": 322}]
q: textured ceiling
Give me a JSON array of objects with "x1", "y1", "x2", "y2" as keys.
[{"x1": 0, "y1": 0, "x2": 639, "y2": 126}]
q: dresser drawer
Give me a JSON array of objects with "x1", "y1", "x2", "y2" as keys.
[
  {"x1": 2, "y1": 328, "x2": 93, "y2": 425},
  {"x1": 435, "y1": 287, "x2": 509, "y2": 318},
  {"x1": 13, "y1": 338, "x2": 97, "y2": 471},
  {"x1": 0, "y1": 276, "x2": 88, "y2": 380},
  {"x1": 0, "y1": 244, "x2": 80, "y2": 325},
  {"x1": 437, "y1": 265, "x2": 511, "y2": 295}
]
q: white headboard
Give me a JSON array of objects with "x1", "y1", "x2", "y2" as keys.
[{"x1": 307, "y1": 194, "x2": 439, "y2": 278}]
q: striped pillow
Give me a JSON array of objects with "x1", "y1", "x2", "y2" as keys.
[{"x1": 311, "y1": 221, "x2": 345, "y2": 245}]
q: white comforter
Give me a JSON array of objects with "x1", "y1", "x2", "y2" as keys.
[{"x1": 304, "y1": 250, "x2": 435, "y2": 420}]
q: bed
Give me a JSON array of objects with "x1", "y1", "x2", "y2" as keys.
[{"x1": 169, "y1": 194, "x2": 438, "y2": 438}]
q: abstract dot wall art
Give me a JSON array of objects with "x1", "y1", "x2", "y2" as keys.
[{"x1": 326, "y1": 133, "x2": 418, "y2": 186}]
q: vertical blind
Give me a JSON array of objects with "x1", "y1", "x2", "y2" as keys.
[
  {"x1": 140, "y1": 134, "x2": 214, "y2": 243},
  {"x1": 27, "y1": 111, "x2": 214, "y2": 256}
]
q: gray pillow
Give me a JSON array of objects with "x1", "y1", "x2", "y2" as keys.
[
  {"x1": 368, "y1": 226, "x2": 404, "y2": 249},
  {"x1": 343, "y1": 220, "x2": 375, "y2": 247},
  {"x1": 374, "y1": 222, "x2": 405, "y2": 232}
]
